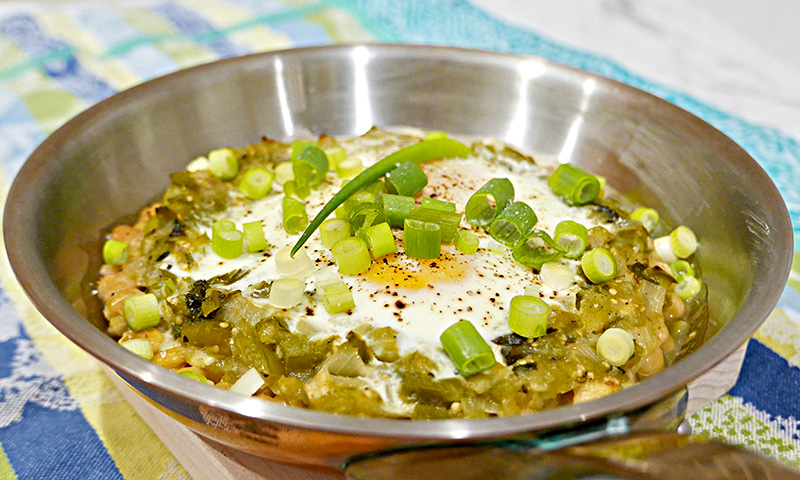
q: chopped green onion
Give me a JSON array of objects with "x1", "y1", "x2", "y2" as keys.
[
  {"x1": 103, "y1": 239, "x2": 129, "y2": 265},
  {"x1": 669, "y1": 225, "x2": 698, "y2": 258},
  {"x1": 382, "y1": 193, "x2": 415, "y2": 228},
  {"x1": 360, "y1": 180, "x2": 387, "y2": 197},
  {"x1": 336, "y1": 157, "x2": 364, "y2": 178},
  {"x1": 596, "y1": 328, "x2": 635, "y2": 367},
  {"x1": 631, "y1": 207, "x2": 660, "y2": 233},
  {"x1": 364, "y1": 222, "x2": 397, "y2": 258},
  {"x1": 408, "y1": 205, "x2": 462, "y2": 244},
  {"x1": 486, "y1": 239, "x2": 507, "y2": 254},
  {"x1": 186, "y1": 156, "x2": 210, "y2": 172},
  {"x1": 404, "y1": 219, "x2": 442, "y2": 259},
  {"x1": 581, "y1": 247, "x2": 617, "y2": 284},
  {"x1": 293, "y1": 145, "x2": 329, "y2": 188},
  {"x1": 324, "y1": 146, "x2": 347, "y2": 169},
  {"x1": 275, "y1": 162, "x2": 294, "y2": 185},
  {"x1": 508, "y1": 295, "x2": 550, "y2": 338},
  {"x1": 179, "y1": 371, "x2": 209, "y2": 383},
  {"x1": 488, "y1": 201, "x2": 537, "y2": 247},
  {"x1": 268, "y1": 278, "x2": 305, "y2": 309},
  {"x1": 229, "y1": 367, "x2": 265, "y2": 396},
  {"x1": 540, "y1": 262, "x2": 574, "y2": 290},
  {"x1": 440, "y1": 321, "x2": 496, "y2": 377},
  {"x1": 208, "y1": 148, "x2": 239, "y2": 180},
  {"x1": 292, "y1": 138, "x2": 471, "y2": 256},
  {"x1": 512, "y1": 230, "x2": 564, "y2": 270},
  {"x1": 454, "y1": 230, "x2": 479, "y2": 254},
  {"x1": 211, "y1": 220, "x2": 243, "y2": 259},
  {"x1": 275, "y1": 246, "x2": 313, "y2": 278},
  {"x1": 239, "y1": 167, "x2": 275, "y2": 200},
  {"x1": 547, "y1": 164, "x2": 600, "y2": 205},
  {"x1": 291, "y1": 140, "x2": 316, "y2": 160},
  {"x1": 424, "y1": 131, "x2": 448, "y2": 140},
  {"x1": 349, "y1": 202, "x2": 389, "y2": 233},
  {"x1": 283, "y1": 179, "x2": 311, "y2": 199},
  {"x1": 385, "y1": 160, "x2": 428, "y2": 197},
  {"x1": 670, "y1": 260, "x2": 695, "y2": 282},
  {"x1": 123, "y1": 293, "x2": 161, "y2": 331},
  {"x1": 675, "y1": 276, "x2": 702, "y2": 300},
  {"x1": 343, "y1": 191, "x2": 377, "y2": 213},
  {"x1": 317, "y1": 276, "x2": 355, "y2": 314},
  {"x1": 421, "y1": 197, "x2": 456, "y2": 212},
  {"x1": 653, "y1": 236, "x2": 677, "y2": 263},
  {"x1": 282, "y1": 196, "x2": 308, "y2": 235},
  {"x1": 120, "y1": 338, "x2": 154, "y2": 360},
  {"x1": 554, "y1": 220, "x2": 589, "y2": 259},
  {"x1": 332, "y1": 237, "x2": 372, "y2": 275},
  {"x1": 524, "y1": 284, "x2": 541, "y2": 297},
  {"x1": 465, "y1": 178, "x2": 514, "y2": 227},
  {"x1": 320, "y1": 218, "x2": 351, "y2": 249},
  {"x1": 243, "y1": 221, "x2": 268, "y2": 253}
]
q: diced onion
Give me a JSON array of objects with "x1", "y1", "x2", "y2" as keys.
[
  {"x1": 179, "y1": 371, "x2": 209, "y2": 383},
  {"x1": 229, "y1": 367, "x2": 265, "y2": 396},
  {"x1": 268, "y1": 278, "x2": 305, "y2": 309}
]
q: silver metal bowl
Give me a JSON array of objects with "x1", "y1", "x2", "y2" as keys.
[{"x1": 4, "y1": 45, "x2": 793, "y2": 471}]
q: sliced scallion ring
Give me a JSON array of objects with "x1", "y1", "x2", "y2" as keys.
[
  {"x1": 268, "y1": 277, "x2": 305, "y2": 309},
  {"x1": 283, "y1": 179, "x2": 311, "y2": 199},
  {"x1": 421, "y1": 197, "x2": 456, "y2": 212},
  {"x1": 123, "y1": 293, "x2": 161, "y2": 332},
  {"x1": 336, "y1": 157, "x2": 364, "y2": 178},
  {"x1": 675, "y1": 276, "x2": 702, "y2": 300},
  {"x1": 554, "y1": 220, "x2": 588, "y2": 259},
  {"x1": 408, "y1": 205, "x2": 462, "y2": 244},
  {"x1": 596, "y1": 328, "x2": 635, "y2": 367},
  {"x1": 465, "y1": 178, "x2": 514, "y2": 227},
  {"x1": 317, "y1": 276, "x2": 355, "y2": 314},
  {"x1": 211, "y1": 220, "x2": 244, "y2": 259},
  {"x1": 488, "y1": 201, "x2": 537, "y2": 248},
  {"x1": 581, "y1": 247, "x2": 617, "y2": 284},
  {"x1": 381, "y1": 193, "x2": 416, "y2": 228},
  {"x1": 454, "y1": 229, "x2": 479, "y2": 254},
  {"x1": 669, "y1": 225, "x2": 698, "y2": 258},
  {"x1": 364, "y1": 222, "x2": 397, "y2": 258},
  {"x1": 540, "y1": 262, "x2": 574, "y2": 290},
  {"x1": 208, "y1": 148, "x2": 239, "y2": 180},
  {"x1": 669, "y1": 260, "x2": 695, "y2": 282},
  {"x1": 293, "y1": 145, "x2": 329, "y2": 188},
  {"x1": 440, "y1": 320, "x2": 496, "y2": 377},
  {"x1": 512, "y1": 230, "x2": 564, "y2": 270},
  {"x1": 385, "y1": 160, "x2": 428, "y2": 197},
  {"x1": 547, "y1": 163, "x2": 600, "y2": 205},
  {"x1": 103, "y1": 239, "x2": 129, "y2": 265},
  {"x1": 120, "y1": 338, "x2": 154, "y2": 360},
  {"x1": 320, "y1": 218, "x2": 351, "y2": 249},
  {"x1": 403, "y1": 218, "x2": 442, "y2": 259},
  {"x1": 239, "y1": 167, "x2": 275, "y2": 200},
  {"x1": 282, "y1": 196, "x2": 308, "y2": 235},
  {"x1": 179, "y1": 371, "x2": 209, "y2": 383},
  {"x1": 508, "y1": 295, "x2": 550, "y2": 338},
  {"x1": 243, "y1": 221, "x2": 268, "y2": 253},
  {"x1": 323, "y1": 146, "x2": 347, "y2": 169},
  {"x1": 331, "y1": 237, "x2": 372, "y2": 275},
  {"x1": 349, "y1": 202, "x2": 389, "y2": 233},
  {"x1": 631, "y1": 207, "x2": 660, "y2": 233},
  {"x1": 274, "y1": 162, "x2": 294, "y2": 185}
]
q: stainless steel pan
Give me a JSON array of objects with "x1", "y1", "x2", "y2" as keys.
[{"x1": 4, "y1": 44, "x2": 794, "y2": 477}]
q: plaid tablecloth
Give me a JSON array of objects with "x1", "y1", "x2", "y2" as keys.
[{"x1": 0, "y1": 1, "x2": 798, "y2": 478}]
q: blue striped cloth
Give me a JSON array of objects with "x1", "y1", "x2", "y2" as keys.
[{"x1": 0, "y1": 1, "x2": 798, "y2": 478}]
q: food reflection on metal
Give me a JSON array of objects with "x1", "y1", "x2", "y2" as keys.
[{"x1": 345, "y1": 431, "x2": 800, "y2": 480}]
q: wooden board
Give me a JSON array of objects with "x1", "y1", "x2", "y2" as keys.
[{"x1": 106, "y1": 344, "x2": 747, "y2": 480}]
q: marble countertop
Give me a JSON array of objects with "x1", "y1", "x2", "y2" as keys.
[{"x1": 473, "y1": 0, "x2": 800, "y2": 141}]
